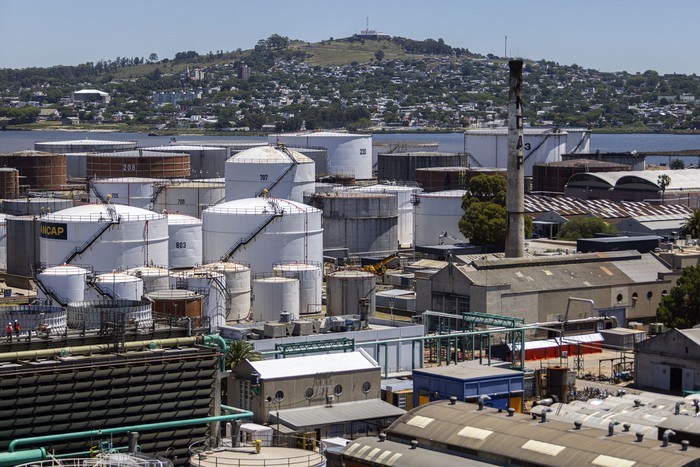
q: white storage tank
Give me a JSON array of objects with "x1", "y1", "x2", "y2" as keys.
[
  {"x1": 89, "y1": 272, "x2": 144, "y2": 301},
  {"x1": 153, "y1": 179, "x2": 225, "y2": 218},
  {"x1": 39, "y1": 203, "x2": 169, "y2": 272},
  {"x1": 304, "y1": 191, "x2": 398, "y2": 255},
  {"x1": 144, "y1": 145, "x2": 228, "y2": 179},
  {"x1": 36, "y1": 265, "x2": 89, "y2": 306},
  {"x1": 273, "y1": 261, "x2": 322, "y2": 315},
  {"x1": 67, "y1": 299, "x2": 152, "y2": 330},
  {"x1": 202, "y1": 261, "x2": 251, "y2": 322},
  {"x1": 167, "y1": 213, "x2": 203, "y2": 269},
  {"x1": 89, "y1": 177, "x2": 157, "y2": 209},
  {"x1": 413, "y1": 190, "x2": 468, "y2": 247},
  {"x1": 202, "y1": 197, "x2": 323, "y2": 275},
  {"x1": 565, "y1": 128, "x2": 591, "y2": 153},
  {"x1": 326, "y1": 270, "x2": 376, "y2": 317},
  {"x1": 126, "y1": 266, "x2": 170, "y2": 293},
  {"x1": 351, "y1": 184, "x2": 422, "y2": 247},
  {"x1": 225, "y1": 145, "x2": 315, "y2": 203},
  {"x1": 464, "y1": 128, "x2": 568, "y2": 176},
  {"x1": 2, "y1": 197, "x2": 73, "y2": 216},
  {"x1": 270, "y1": 131, "x2": 373, "y2": 179},
  {"x1": 252, "y1": 274, "x2": 299, "y2": 322},
  {"x1": 171, "y1": 269, "x2": 228, "y2": 329}
]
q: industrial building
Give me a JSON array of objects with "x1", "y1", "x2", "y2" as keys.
[
  {"x1": 532, "y1": 158, "x2": 630, "y2": 194},
  {"x1": 635, "y1": 328, "x2": 700, "y2": 393}
]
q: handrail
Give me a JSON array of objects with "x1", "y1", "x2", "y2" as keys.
[
  {"x1": 220, "y1": 213, "x2": 282, "y2": 262},
  {"x1": 60, "y1": 217, "x2": 120, "y2": 265}
]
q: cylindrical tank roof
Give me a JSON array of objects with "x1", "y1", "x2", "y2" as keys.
[
  {"x1": 327, "y1": 269, "x2": 375, "y2": 279},
  {"x1": 34, "y1": 139, "x2": 138, "y2": 153},
  {"x1": 417, "y1": 189, "x2": 467, "y2": 198},
  {"x1": 205, "y1": 197, "x2": 319, "y2": 215},
  {"x1": 43, "y1": 203, "x2": 164, "y2": 222},
  {"x1": 228, "y1": 145, "x2": 313, "y2": 164},
  {"x1": 167, "y1": 213, "x2": 202, "y2": 225}
]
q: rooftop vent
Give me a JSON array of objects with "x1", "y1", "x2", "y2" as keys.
[
  {"x1": 682, "y1": 440, "x2": 690, "y2": 451},
  {"x1": 574, "y1": 421, "x2": 582, "y2": 430},
  {"x1": 663, "y1": 429, "x2": 676, "y2": 447},
  {"x1": 623, "y1": 423, "x2": 631, "y2": 432},
  {"x1": 540, "y1": 408, "x2": 552, "y2": 423},
  {"x1": 449, "y1": 396, "x2": 457, "y2": 405},
  {"x1": 410, "y1": 440, "x2": 418, "y2": 450},
  {"x1": 378, "y1": 433, "x2": 386, "y2": 442},
  {"x1": 635, "y1": 432, "x2": 644, "y2": 443},
  {"x1": 608, "y1": 420, "x2": 620, "y2": 437},
  {"x1": 478, "y1": 395, "x2": 490, "y2": 411},
  {"x1": 507, "y1": 408, "x2": 515, "y2": 417}
]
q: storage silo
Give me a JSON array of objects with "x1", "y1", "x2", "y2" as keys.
[
  {"x1": 273, "y1": 261, "x2": 322, "y2": 315},
  {"x1": 413, "y1": 190, "x2": 468, "y2": 247},
  {"x1": 0, "y1": 168, "x2": 20, "y2": 199},
  {"x1": 373, "y1": 141, "x2": 439, "y2": 170},
  {"x1": 225, "y1": 145, "x2": 315, "y2": 202},
  {"x1": 39, "y1": 203, "x2": 169, "y2": 272},
  {"x1": 36, "y1": 265, "x2": 89, "y2": 305},
  {"x1": 126, "y1": 266, "x2": 170, "y2": 293},
  {"x1": 326, "y1": 270, "x2": 376, "y2": 317},
  {"x1": 270, "y1": 131, "x2": 373, "y2": 179},
  {"x1": 252, "y1": 274, "x2": 299, "y2": 322},
  {"x1": 377, "y1": 151, "x2": 465, "y2": 183},
  {"x1": 144, "y1": 145, "x2": 228, "y2": 179},
  {"x1": 415, "y1": 166, "x2": 507, "y2": 192},
  {"x1": 6, "y1": 215, "x2": 40, "y2": 277},
  {"x1": 152, "y1": 179, "x2": 225, "y2": 218},
  {"x1": 564, "y1": 128, "x2": 591, "y2": 153},
  {"x1": 145, "y1": 289, "x2": 203, "y2": 320},
  {"x1": 0, "y1": 150, "x2": 66, "y2": 192},
  {"x1": 86, "y1": 149, "x2": 190, "y2": 178},
  {"x1": 66, "y1": 153, "x2": 88, "y2": 180},
  {"x1": 304, "y1": 191, "x2": 398, "y2": 255},
  {"x1": 202, "y1": 197, "x2": 323, "y2": 275},
  {"x1": 171, "y1": 269, "x2": 228, "y2": 328},
  {"x1": 35, "y1": 139, "x2": 138, "y2": 153},
  {"x1": 202, "y1": 261, "x2": 251, "y2": 322},
  {"x1": 351, "y1": 185, "x2": 422, "y2": 248},
  {"x1": 167, "y1": 213, "x2": 202, "y2": 269},
  {"x1": 464, "y1": 128, "x2": 568, "y2": 177},
  {"x1": 67, "y1": 299, "x2": 152, "y2": 330},
  {"x1": 2, "y1": 196, "x2": 73, "y2": 216},
  {"x1": 89, "y1": 177, "x2": 158, "y2": 209},
  {"x1": 89, "y1": 272, "x2": 144, "y2": 301},
  {"x1": 0, "y1": 304, "x2": 66, "y2": 336}
]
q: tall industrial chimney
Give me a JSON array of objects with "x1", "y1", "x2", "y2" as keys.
[{"x1": 506, "y1": 60, "x2": 525, "y2": 258}]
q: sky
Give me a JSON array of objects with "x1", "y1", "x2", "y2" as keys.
[{"x1": 2, "y1": 0, "x2": 699, "y2": 75}]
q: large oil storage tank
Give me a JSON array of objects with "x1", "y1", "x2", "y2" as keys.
[
  {"x1": 146, "y1": 289, "x2": 203, "y2": 321},
  {"x1": 326, "y1": 270, "x2": 376, "y2": 317},
  {"x1": 377, "y1": 151, "x2": 464, "y2": 183},
  {"x1": 126, "y1": 266, "x2": 170, "y2": 293},
  {"x1": 202, "y1": 261, "x2": 251, "y2": 322},
  {"x1": 35, "y1": 139, "x2": 138, "y2": 153},
  {"x1": 373, "y1": 141, "x2": 439, "y2": 171},
  {"x1": 88, "y1": 272, "x2": 144, "y2": 301},
  {"x1": 171, "y1": 269, "x2": 228, "y2": 328},
  {"x1": 415, "y1": 166, "x2": 507, "y2": 192},
  {"x1": 39, "y1": 203, "x2": 169, "y2": 272},
  {"x1": 270, "y1": 132, "x2": 372, "y2": 179},
  {"x1": 304, "y1": 191, "x2": 398, "y2": 255},
  {"x1": 1, "y1": 196, "x2": 73, "y2": 216},
  {"x1": 464, "y1": 128, "x2": 569, "y2": 177},
  {"x1": 564, "y1": 128, "x2": 591, "y2": 154},
  {"x1": 0, "y1": 168, "x2": 20, "y2": 199},
  {"x1": 36, "y1": 265, "x2": 89, "y2": 306},
  {"x1": 152, "y1": 179, "x2": 226, "y2": 218},
  {"x1": 202, "y1": 197, "x2": 323, "y2": 275},
  {"x1": 144, "y1": 145, "x2": 228, "y2": 179},
  {"x1": 225, "y1": 145, "x2": 315, "y2": 203},
  {"x1": 86, "y1": 149, "x2": 190, "y2": 178},
  {"x1": 67, "y1": 299, "x2": 152, "y2": 330},
  {"x1": 189, "y1": 446, "x2": 325, "y2": 467},
  {"x1": 89, "y1": 177, "x2": 158, "y2": 209},
  {"x1": 351, "y1": 185, "x2": 422, "y2": 248},
  {"x1": 176, "y1": 140, "x2": 267, "y2": 158},
  {"x1": 0, "y1": 150, "x2": 66, "y2": 192},
  {"x1": 6, "y1": 215, "x2": 41, "y2": 276},
  {"x1": 0, "y1": 304, "x2": 66, "y2": 336},
  {"x1": 413, "y1": 190, "x2": 468, "y2": 247},
  {"x1": 252, "y1": 274, "x2": 299, "y2": 322},
  {"x1": 167, "y1": 213, "x2": 203, "y2": 269},
  {"x1": 273, "y1": 261, "x2": 322, "y2": 315}
]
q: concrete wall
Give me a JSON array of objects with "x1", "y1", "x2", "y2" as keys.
[{"x1": 635, "y1": 330, "x2": 699, "y2": 392}]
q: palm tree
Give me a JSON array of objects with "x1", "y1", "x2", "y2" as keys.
[
  {"x1": 225, "y1": 340, "x2": 262, "y2": 370},
  {"x1": 658, "y1": 174, "x2": 671, "y2": 204},
  {"x1": 681, "y1": 209, "x2": 700, "y2": 239}
]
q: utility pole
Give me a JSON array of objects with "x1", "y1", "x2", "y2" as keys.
[{"x1": 506, "y1": 60, "x2": 525, "y2": 258}]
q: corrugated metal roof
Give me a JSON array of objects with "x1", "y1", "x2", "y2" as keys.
[
  {"x1": 413, "y1": 360, "x2": 523, "y2": 380},
  {"x1": 273, "y1": 399, "x2": 405, "y2": 429},
  {"x1": 525, "y1": 194, "x2": 693, "y2": 218},
  {"x1": 387, "y1": 400, "x2": 700, "y2": 466},
  {"x1": 248, "y1": 349, "x2": 378, "y2": 380}
]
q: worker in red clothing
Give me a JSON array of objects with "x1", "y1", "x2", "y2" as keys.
[
  {"x1": 6, "y1": 322, "x2": 12, "y2": 341},
  {"x1": 13, "y1": 320, "x2": 20, "y2": 338}
]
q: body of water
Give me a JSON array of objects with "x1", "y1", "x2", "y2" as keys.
[{"x1": 4, "y1": 130, "x2": 700, "y2": 164}]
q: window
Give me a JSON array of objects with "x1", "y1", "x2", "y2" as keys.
[
  {"x1": 362, "y1": 381, "x2": 372, "y2": 393},
  {"x1": 333, "y1": 384, "x2": 343, "y2": 396},
  {"x1": 304, "y1": 387, "x2": 315, "y2": 399},
  {"x1": 647, "y1": 291, "x2": 653, "y2": 300},
  {"x1": 616, "y1": 294, "x2": 623, "y2": 303},
  {"x1": 360, "y1": 148, "x2": 366, "y2": 155},
  {"x1": 274, "y1": 390, "x2": 284, "y2": 402}
]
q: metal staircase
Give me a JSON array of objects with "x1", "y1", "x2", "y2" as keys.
[
  {"x1": 254, "y1": 146, "x2": 299, "y2": 197},
  {"x1": 220, "y1": 212, "x2": 282, "y2": 262},
  {"x1": 61, "y1": 205, "x2": 121, "y2": 265}
]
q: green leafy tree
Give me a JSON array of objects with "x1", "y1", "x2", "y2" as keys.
[
  {"x1": 657, "y1": 266, "x2": 700, "y2": 329},
  {"x1": 670, "y1": 158, "x2": 686, "y2": 170},
  {"x1": 681, "y1": 209, "x2": 700, "y2": 239},
  {"x1": 557, "y1": 217, "x2": 618, "y2": 241},
  {"x1": 375, "y1": 49, "x2": 385, "y2": 62},
  {"x1": 458, "y1": 174, "x2": 532, "y2": 249},
  {"x1": 225, "y1": 340, "x2": 262, "y2": 370}
]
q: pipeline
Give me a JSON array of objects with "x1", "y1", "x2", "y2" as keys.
[{"x1": 203, "y1": 334, "x2": 228, "y2": 372}]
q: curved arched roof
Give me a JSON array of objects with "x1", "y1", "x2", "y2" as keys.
[{"x1": 567, "y1": 169, "x2": 700, "y2": 191}]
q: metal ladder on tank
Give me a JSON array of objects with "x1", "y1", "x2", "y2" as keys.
[
  {"x1": 60, "y1": 208, "x2": 121, "y2": 265},
  {"x1": 220, "y1": 211, "x2": 283, "y2": 262},
  {"x1": 254, "y1": 145, "x2": 299, "y2": 198}
]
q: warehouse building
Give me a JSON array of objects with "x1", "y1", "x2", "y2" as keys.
[{"x1": 635, "y1": 328, "x2": 700, "y2": 393}]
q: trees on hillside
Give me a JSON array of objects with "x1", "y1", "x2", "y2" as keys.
[
  {"x1": 557, "y1": 217, "x2": 618, "y2": 241},
  {"x1": 657, "y1": 266, "x2": 700, "y2": 329},
  {"x1": 458, "y1": 174, "x2": 532, "y2": 249}
]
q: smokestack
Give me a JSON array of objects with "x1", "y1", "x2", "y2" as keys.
[{"x1": 506, "y1": 60, "x2": 525, "y2": 258}]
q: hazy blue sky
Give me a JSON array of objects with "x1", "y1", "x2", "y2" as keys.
[{"x1": 2, "y1": 0, "x2": 699, "y2": 75}]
